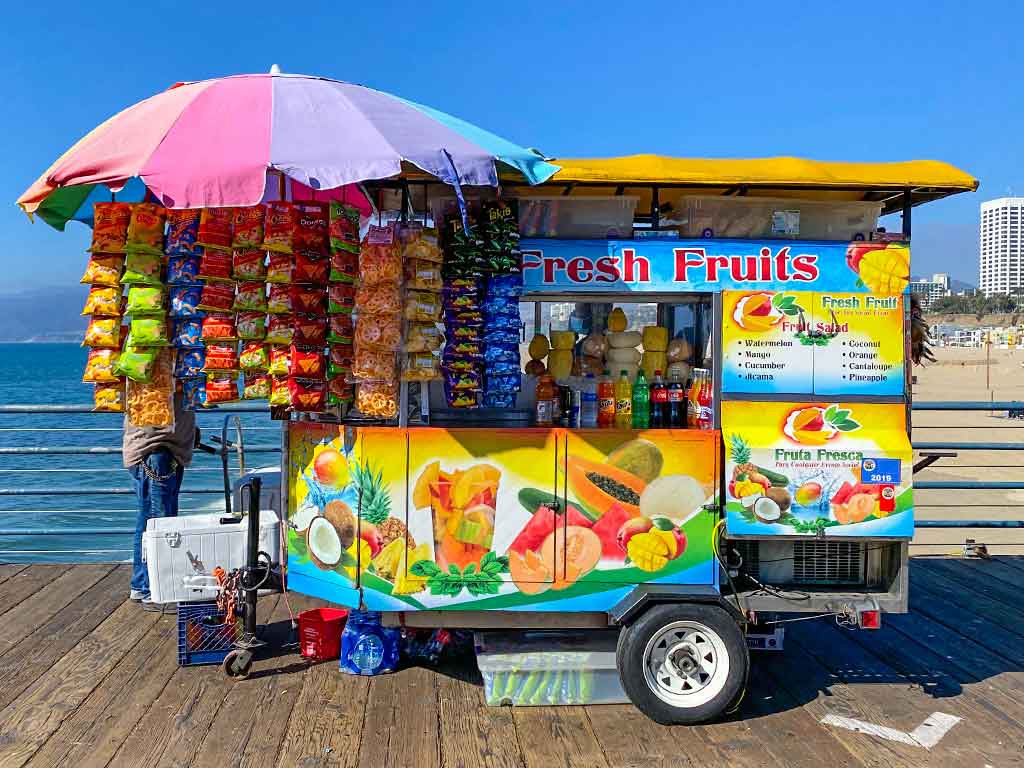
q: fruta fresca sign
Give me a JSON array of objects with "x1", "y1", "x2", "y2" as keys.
[{"x1": 519, "y1": 239, "x2": 910, "y2": 294}]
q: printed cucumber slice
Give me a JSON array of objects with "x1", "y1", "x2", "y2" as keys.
[{"x1": 755, "y1": 466, "x2": 790, "y2": 487}]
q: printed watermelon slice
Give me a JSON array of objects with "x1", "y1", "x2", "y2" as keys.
[
  {"x1": 831, "y1": 481, "x2": 855, "y2": 506},
  {"x1": 508, "y1": 503, "x2": 593, "y2": 556},
  {"x1": 590, "y1": 503, "x2": 635, "y2": 561}
]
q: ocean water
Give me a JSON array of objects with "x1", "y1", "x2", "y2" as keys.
[{"x1": 0, "y1": 343, "x2": 278, "y2": 563}]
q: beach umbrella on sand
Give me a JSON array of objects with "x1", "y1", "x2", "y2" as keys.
[{"x1": 17, "y1": 69, "x2": 559, "y2": 228}]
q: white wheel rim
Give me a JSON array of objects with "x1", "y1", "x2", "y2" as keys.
[{"x1": 642, "y1": 620, "x2": 730, "y2": 708}]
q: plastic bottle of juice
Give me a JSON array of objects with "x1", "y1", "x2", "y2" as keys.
[
  {"x1": 614, "y1": 370, "x2": 632, "y2": 429},
  {"x1": 696, "y1": 369, "x2": 714, "y2": 430},
  {"x1": 686, "y1": 369, "x2": 702, "y2": 428},
  {"x1": 631, "y1": 370, "x2": 650, "y2": 429},
  {"x1": 597, "y1": 370, "x2": 615, "y2": 427},
  {"x1": 649, "y1": 370, "x2": 667, "y2": 428},
  {"x1": 581, "y1": 374, "x2": 598, "y2": 428},
  {"x1": 535, "y1": 375, "x2": 554, "y2": 426}
]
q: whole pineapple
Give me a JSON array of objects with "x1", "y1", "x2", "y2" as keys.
[
  {"x1": 729, "y1": 433, "x2": 768, "y2": 486},
  {"x1": 350, "y1": 459, "x2": 391, "y2": 525}
]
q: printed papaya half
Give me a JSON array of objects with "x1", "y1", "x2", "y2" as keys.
[{"x1": 566, "y1": 456, "x2": 646, "y2": 520}]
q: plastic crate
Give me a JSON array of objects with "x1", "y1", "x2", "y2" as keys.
[
  {"x1": 679, "y1": 195, "x2": 881, "y2": 241},
  {"x1": 177, "y1": 601, "x2": 240, "y2": 667},
  {"x1": 298, "y1": 607, "x2": 349, "y2": 661}
]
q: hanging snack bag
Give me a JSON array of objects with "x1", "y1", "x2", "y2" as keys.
[
  {"x1": 82, "y1": 286, "x2": 122, "y2": 317},
  {"x1": 197, "y1": 282, "x2": 235, "y2": 312},
  {"x1": 288, "y1": 345, "x2": 325, "y2": 378},
  {"x1": 328, "y1": 377, "x2": 354, "y2": 406},
  {"x1": 268, "y1": 346, "x2": 290, "y2": 376},
  {"x1": 170, "y1": 285, "x2": 203, "y2": 318},
  {"x1": 121, "y1": 251, "x2": 162, "y2": 286},
  {"x1": 328, "y1": 283, "x2": 357, "y2": 314},
  {"x1": 167, "y1": 254, "x2": 201, "y2": 285},
  {"x1": 328, "y1": 314, "x2": 354, "y2": 344},
  {"x1": 125, "y1": 203, "x2": 166, "y2": 255},
  {"x1": 441, "y1": 355, "x2": 478, "y2": 374},
  {"x1": 355, "y1": 284, "x2": 401, "y2": 315},
  {"x1": 402, "y1": 226, "x2": 443, "y2": 264},
  {"x1": 405, "y1": 259, "x2": 443, "y2": 292},
  {"x1": 89, "y1": 202, "x2": 132, "y2": 253},
  {"x1": 445, "y1": 370, "x2": 482, "y2": 391},
  {"x1": 113, "y1": 349, "x2": 158, "y2": 382},
  {"x1": 294, "y1": 315, "x2": 328, "y2": 346},
  {"x1": 329, "y1": 201, "x2": 361, "y2": 253},
  {"x1": 487, "y1": 273, "x2": 524, "y2": 297},
  {"x1": 402, "y1": 352, "x2": 441, "y2": 382},
  {"x1": 293, "y1": 250, "x2": 329, "y2": 285},
  {"x1": 288, "y1": 377, "x2": 327, "y2": 412},
  {"x1": 294, "y1": 203, "x2": 329, "y2": 254},
  {"x1": 266, "y1": 252, "x2": 292, "y2": 283},
  {"x1": 166, "y1": 209, "x2": 201, "y2": 255},
  {"x1": 267, "y1": 283, "x2": 292, "y2": 314},
  {"x1": 328, "y1": 343, "x2": 354, "y2": 378},
  {"x1": 232, "y1": 249, "x2": 267, "y2": 280},
  {"x1": 93, "y1": 381, "x2": 126, "y2": 412},
  {"x1": 354, "y1": 313, "x2": 400, "y2": 351},
  {"x1": 81, "y1": 253, "x2": 124, "y2": 287},
  {"x1": 201, "y1": 313, "x2": 236, "y2": 341},
  {"x1": 404, "y1": 291, "x2": 442, "y2": 322},
  {"x1": 265, "y1": 315, "x2": 295, "y2": 345},
  {"x1": 329, "y1": 248, "x2": 359, "y2": 283},
  {"x1": 484, "y1": 392, "x2": 516, "y2": 408},
  {"x1": 196, "y1": 207, "x2": 235, "y2": 251},
  {"x1": 243, "y1": 373, "x2": 270, "y2": 400},
  {"x1": 125, "y1": 285, "x2": 165, "y2": 316},
  {"x1": 445, "y1": 387, "x2": 477, "y2": 408},
  {"x1": 198, "y1": 249, "x2": 234, "y2": 282},
  {"x1": 171, "y1": 318, "x2": 203, "y2": 348},
  {"x1": 174, "y1": 348, "x2": 205, "y2": 378},
  {"x1": 359, "y1": 240, "x2": 402, "y2": 286},
  {"x1": 443, "y1": 293, "x2": 480, "y2": 312},
  {"x1": 351, "y1": 346, "x2": 394, "y2": 381},
  {"x1": 181, "y1": 377, "x2": 207, "y2": 410},
  {"x1": 446, "y1": 324, "x2": 482, "y2": 343},
  {"x1": 406, "y1": 322, "x2": 443, "y2": 353},
  {"x1": 204, "y1": 342, "x2": 239, "y2": 372},
  {"x1": 83, "y1": 317, "x2": 121, "y2": 348},
  {"x1": 127, "y1": 349, "x2": 173, "y2": 426},
  {"x1": 356, "y1": 381, "x2": 398, "y2": 418},
  {"x1": 269, "y1": 374, "x2": 290, "y2": 406},
  {"x1": 291, "y1": 285, "x2": 326, "y2": 315},
  {"x1": 263, "y1": 202, "x2": 297, "y2": 253},
  {"x1": 233, "y1": 281, "x2": 268, "y2": 312},
  {"x1": 130, "y1": 317, "x2": 170, "y2": 346},
  {"x1": 236, "y1": 312, "x2": 267, "y2": 341},
  {"x1": 205, "y1": 374, "x2": 240, "y2": 405},
  {"x1": 239, "y1": 342, "x2": 269, "y2": 372},
  {"x1": 232, "y1": 206, "x2": 265, "y2": 249},
  {"x1": 83, "y1": 348, "x2": 121, "y2": 383}
]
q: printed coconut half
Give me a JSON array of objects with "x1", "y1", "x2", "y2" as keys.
[{"x1": 305, "y1": 500, "x2": 357, "y2": 570}]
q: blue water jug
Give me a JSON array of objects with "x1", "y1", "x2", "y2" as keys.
[{"x1": 339, "y1": 610, "x2": 400, "y2": 676}]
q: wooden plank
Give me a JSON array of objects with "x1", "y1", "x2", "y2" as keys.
[
  {"x1": 0, "y1": 565, "x2": 29, "y2": 587},
  {"x1": 0, "y1": 563, "x2": 116, "y2": 654},
  {"x1": 0, "y1": 565, "x2": 72, "y2": 619},
  {"x1": 437, "y1": 673, "x2": 524, "y2": 768},
  {"x1": 915, "y1": 557, "x2": 1022, "y2": 608},
  {"x1": 512, "y1": 706, "x2": 612, "y2": 768},
  {"x1": 0, "y1": 566, "x2": 131, "y2": 712},
  {"x1": 909, "y1": 562, "x2": 1024, "y2": 637},
  {"x1": 992, "y1": 555, "x2": 1024, "y2": 576},
  {"x1": 911, "y1": 571, "x2": 1024, "y2": 649},
  {"x1": 0, "y1": 599, "x2": 160, "y2": 768},
  {"x1": 358, "y1": 666, "x2": 440, "y2": 768},
  {"x1": 24, "y1": 614, "x2": 179, "y2": 768},
  {"x1": 587, "y1": 705, "x2": 708, "y2": 767}
]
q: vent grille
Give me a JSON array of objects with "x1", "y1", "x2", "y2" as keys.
[
  {"x1": 730, "y1": 541, "x2": 760, "y2": 578},
  {"x1": 793, "y1": 541, "x2": 864, "y2": 584}
]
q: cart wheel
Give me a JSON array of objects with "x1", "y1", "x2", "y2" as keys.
[
  {"x1": 222, "y1": 649, "x2": 253, "y2": 679},
  {"x1": 616, "y1": 603, "x2": 748, "y2": 725}
]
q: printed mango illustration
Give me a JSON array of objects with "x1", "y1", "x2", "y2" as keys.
[
  {"x1": 731, "y1": 292, "x2": 783, "y2": 332},
  {"x1": 846, "y1": 242, "x2": 909, "y2": 294},
  {"x1": 783, "y1": 405, "x2": 861, "y2": 445}
]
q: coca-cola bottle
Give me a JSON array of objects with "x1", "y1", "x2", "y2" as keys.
[
  {"x1": 667, "y1": 371, "x2": 686, "y2": 428},
  {"x1": 649, "y1": 370, "x2": 668, "y2": 428}
]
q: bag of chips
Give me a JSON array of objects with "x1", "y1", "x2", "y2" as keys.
[
  {"x1": 446, "y1": 324, "x2": 482, "y2": 343},
  {"x1": 198, "y1": 282, "x2": 236, "y2": 312},
  {"x1": 444, "y1": 293, "x2": 480, "y2": 312},
  {"x1": 89, "y1": 202, "x2": 132, "y2": 253},
  {"x1": 198, "y1": 250, "x2": 234, "y2": 282},
  {"x1": 483, "y1": 392, "x2": 516, "y2": 408},
  {"x1": 329, "y1": 249, "x2": 358, "y2": 283},
  {"x1": 201, "y1": 313, "x2": 236, "y2": 341},
  {"x1": 484, "y1": 359, "x2": 520, "y2": 375},
  {"x1": 404, "y1": 291, "x2": 442, "y2": 322},
  {"x1": 121, "y1": 251, "x2": 162, "y2": 286},
  {"x1": 83, "y1": 348, "x2": 121, "y2": 383},
  {"x1": 356, "y1": 381, "x2": 398, "y2": 418},
  {"x1": 328, "y1": 377, "x2": 354, "y2": 405},
  {"x1": 291, "y1": 285, "x2": 326, "y2": 315},
  {"x1": 447, "y1": 309, "x2": 485, "y2": 327},
  {"x1": 239, "y1": 342, "x2": 269, "y2": 372},
  {"x1": 171, "y1": 318, "x2": 203, "y2": 348},
  {"x1": 113, "y1": 349, "x2": 158, "y2": 382},
  {"x1": 267, "y1": 284, "x2": 292, "y2": 314},
  {"x1": 166, "y1": 209, "x2": 201, "y2": 255},
  {"x1": 205, "y1": 374, "x2": 239, "y2": 404},
  {"x1": 232, "y1": 207, "x2": 265, "y2": 249},
  {"x1": 355, "y1": 284, "x2": 400, "y2": 315},
  {"x1": 446, "y1": 370, "x2": 482, "y2": 391},
  {"x1": 265, "y1": 315, "x2": 294, "y2": 345},
  {"x1": 484, "y1": 374, "x2": 522, "y2": 394},
  {"x1": 406, "y1": 322, "x2": 444, "y2": 352},
  {"x1": 93, "y1": 381, "x2": 126, "y2": 412},
  {"x1": 294, "y1": 315, "x2": 327, "y2": 346},
  {"x1": 328, "y1": 283, "x2": 356, "y2": 314},
  {"x1": 358, "y1": 241, "x2": 402, "y2": 286},
  {"x1": 288, "y1": 377, "x2": 327, "y2": 412},
  {"x1": 232, "y1": 249, "x2": 267, "y2": 280},
  {"x1": 293, "y1": 250, "x2": 328, "y2": 285},
  {"x1": 125, "y1": 203, "x2": 167, "y2": 254},
  {"x1": 243, "y1": 372, "x2": 270, "y2": 400},
  {"x1": 329, "y1": 201, "x2": 361, "y2": 253},
  {"x1": 487, "y1": 273, "x2": 524, "y2": 297},
  {"x1": 236, "y1": 311, "x2": 267, "y2": 340},
  {"x1": 294, "y1": 203, "x2": 329, "y2": 254},
  {"x1": 82, "y1": 286, "x2": 122, "y2": 317},
  {"x1": 288, "y1": 345, "x2": 325, "y2": 378},
  {"x1": 125, "y1": 285, "x2": 165, "y2": 316},
  {"x1": 328, "y1": 343, "x2": 354, "y2": 378},
  {"x1": 233, "y1": 281, "x2": 267, "y2": 312},
  {"x1": 268, "y1": 346, "x2": 290, "y2": 375},
  {"x1": 263, "y1": 202, "x2": 297, "y2": 253},
  {"x1": 170, "y1": 285, "x2": 203, "y2": 318},
  {"x1": 83, "y1": 317, "x2": 121, "y2": 348},
  {"x1": 444, "y1": 340, "x2": 484, "y2": 360},
  {"x1": 127, "y1": 349, "x2": 173, "y2": 426},
  {"x1": 402, "y1": 228, "x2": 443, "y2": 264},
  {"x1": 405, "y1": 259, "x2": 443, "y2": 292},
  {"x1": 351, "y1": 346, "x2": 395, "y2": 381},
  {"x1": 204, "y1": 342, "x2": 239, "y2": 372},
  {"x1": 441, "y1": 355, "x2": 479, "y2": 373},
  {"x1": 181, "y1": 377, "x2": 206, "y2": 409},
  {"x1": 167, "y1": 254, "x2": 202, "y2": 285},
  {"x1": 174, "y1": 347, "x2": 205, "y2": 378},
  {"x1": 402, "y1": 352, "x2": 441, "y2": 382},
  {"x1": 443, "y1": 278, "x2": 478, "y2": 297},
  {"x1": 81, "y1": 254, "x2": 125, "y2": 287},
  {"x1": 129, "y1": 317, "x2": 170, "y2": 346},
  {"x1": 269, "y1": 374, "x2": 290, "y2": 406},
  {"x1": 328, "y1": 314, "x2": 354, "y2": 344},
  {"x1": 266, "y1": 252, "x2": 292, "y2": 283},
  {"x1": 354, "y1": 313, "x2": 400, "y2": 351},
  {"x1": 196, "y1": 207, "x2": 235, "y2": 251}
]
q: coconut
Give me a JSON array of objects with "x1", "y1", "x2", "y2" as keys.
[
  {"x1": 766, "y1": 486, "x2": 792, "y2": 512},
  {"x1": 638, "y1": 474, "x2": 706, "y2": 525},
  {"x1": 290, "y1": 497, "x2": 320, "y2": 533},
  {"x1": 306, "y1": 516, "x2": 343, "y2": 570},
  {"x1": 740, "y1": 493, "x2": 763, "y2": 510},
  {"x1": 323, "y1": 499, "x2": 356, "y2": 550},
  {"x1": 753, "y1": 497, "x2": 782, "y2": 523}
]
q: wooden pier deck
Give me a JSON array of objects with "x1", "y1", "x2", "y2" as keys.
[{"x1": 0, "y1": 556, "x2": 1021, "y2": 768}]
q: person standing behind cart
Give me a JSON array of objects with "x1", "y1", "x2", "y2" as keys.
[{"x1": 124, "y1": 395, "x2": 196, "y2": 610}]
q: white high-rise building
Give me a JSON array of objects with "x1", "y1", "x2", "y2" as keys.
[{"x1": 980, "y1": 198, "x2": 1024, "y2": 296}]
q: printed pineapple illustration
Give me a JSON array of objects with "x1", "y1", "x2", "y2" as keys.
[
  {"x1": 349, "y1": 458, "x2": 391, "y2": 525},
  {"x1": 728, "y1": 433, "x2": 758, "y2": 479},
  {"x1": 845, "y1": 242, "x2": 910, "y2": 293}
]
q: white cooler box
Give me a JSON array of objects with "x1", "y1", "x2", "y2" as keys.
[{"x1": 143, "y1": 511, "x2": 280, "y2": 604}]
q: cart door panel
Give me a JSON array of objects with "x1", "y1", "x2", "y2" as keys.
[{"x1": 563, "y1": 429, "x2": 719, "y2": 587}]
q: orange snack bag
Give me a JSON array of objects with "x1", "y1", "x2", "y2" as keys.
[
  {"x1": 125, "y1": 203, "x2": 167, "y2": 255},
  {"x1": 89, "y1": 202, "x2": 132, "y2": 253},
  {"x1": 196, "y1": 207, "x2": 235, "y2": 251}
]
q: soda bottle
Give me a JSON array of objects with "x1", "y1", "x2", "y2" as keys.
[
  {"x1": 649, "y1": 370, "x2": 667, "y2": 428},
  {"x1": 696, "y1": 369, "x2": 714, "y2": 430},
  {"x1": 631, "y1": 370, "x2": 649, "y2": 429},
  {"x1": 667, "y1": 371, "x2": 686, "y2": 428},
  {"x1": 614, "y1": 370, "x2": 632, "y2": 429},
  {"x1": 581, "y1": 373, "x2": 598, "y2": 428},
  {"x1": 534, "y1": 375, "x2": 554, "y2": 426},
  {"x1": 597, "y1": 369, "x2": 615, "y2": 427},
  {"x1": 686, "y1": 369, "x2": 702, "y2": 428}
]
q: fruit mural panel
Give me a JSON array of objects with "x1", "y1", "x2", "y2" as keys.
[{"x1": 722, "y1": 401, "x2": 913, "y2": 538}]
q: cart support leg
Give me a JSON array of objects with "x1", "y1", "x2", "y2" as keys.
[{"x1": 243, "y1": 477, "x2": 261, "y2": 641}]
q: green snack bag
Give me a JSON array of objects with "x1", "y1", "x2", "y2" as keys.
[
  {"x1": 113, "y1": 349, "x2": 157, "y2": 383},
  {"x1": 120, "y1": 251, "x2": 163, "y2": 286},
  {"x1": 528, "y1": 671, "x2": 551, "y2": 705},
  {"x1": 488, "y1": 671, "x2": 506, "y2": 705},
  {"x1": 125, "y1": 285, "x2": 165, "y2": 316},
  {"x1": 516, "y1": 671, "x2": 542, "y2": 705},
  {"x1": 579, "y1": 669, "x2": 594, "y2": 704},
  {"x1": 130, "y1": 317, "x2": 170, "y2": 347},
  {"x1": 547, "y1": 670, "x2": 564, "y2": 705}
]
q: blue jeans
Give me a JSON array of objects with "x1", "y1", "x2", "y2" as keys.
[{"x1": 130, "y1": 448, "x2": 184, "y2": 596}]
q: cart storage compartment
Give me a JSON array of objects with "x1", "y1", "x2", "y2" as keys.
[
  {"x1": 518, "y1": 196, "x2": 638, "y2": 239},
  {"x1": 680, "y1": 195, "x2": 881, "y2": 241},
  {"x1": 476, "y1": 630, "x2": 628, "y2": 706}
]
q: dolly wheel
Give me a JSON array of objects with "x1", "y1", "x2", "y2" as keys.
[{"x1": 222, "y1": 649, "x2": 253, "y2": 679}]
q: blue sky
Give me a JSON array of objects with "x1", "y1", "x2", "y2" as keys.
[{"x1": 3, "y1": 0, "x2": 1018, "y2": 290}]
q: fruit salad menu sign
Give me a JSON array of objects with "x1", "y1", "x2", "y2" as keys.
[
  {"x1": 721, "y1": 401, "x2": 913, "y2": 538},
  {"x1": 721, "y1": 290, "x2": 905, "y2": 396}
]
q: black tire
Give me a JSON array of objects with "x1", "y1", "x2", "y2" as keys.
[
  {"x1": 616, "y1": 603, "x2": 748, "y2": 725},
  {"x1": 222, "y1": 649, "x2": 253, "y2": 679}
]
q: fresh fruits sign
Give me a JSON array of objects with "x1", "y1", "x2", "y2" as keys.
[{"x1": 722, "y1": 401, "x2": 913, "y2": 538}]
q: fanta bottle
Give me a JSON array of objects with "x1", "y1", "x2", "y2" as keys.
[
  {"x1": 614, "y1": 370, "x2": 632, "y2": 429},
  {"x1": 597, "y1": 369, "x2": 615, "y2": 427}
]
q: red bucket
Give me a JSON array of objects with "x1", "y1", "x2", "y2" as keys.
[{"x1": 298, "y1": 607, "x2": 349, "y2": 661}]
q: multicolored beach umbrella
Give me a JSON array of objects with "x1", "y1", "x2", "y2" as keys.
[{"x1": 17, "y1": 71, "x2": 559, "y2": 229}]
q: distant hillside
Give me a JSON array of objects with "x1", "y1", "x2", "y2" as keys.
[
  {"x1": 927, "y1": 313, "x2": 1021, "y2": 328},
  {"x1": 0, "y1": 286, "x2": 88, "y2": 342}
]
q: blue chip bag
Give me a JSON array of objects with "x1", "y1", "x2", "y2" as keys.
[
  {"x1": 483, "y1": 392, "x2": 516, "y2": 408},
  {"x1": 483, "y1": 313, "x2": 520, "y2": 331},
  {"x1": 482, "y1": 295, "x2": 519, "y2": 316},
  {"x1": 174, "y1": 348, "x2": 205, "y2": 378},
  {"x1": 487, "y1": 274, "x2": 523, "y2": 297},
  {"x1": 484, "y1": 359, "x2": 520, "y2": 375},
  {"x1": 181, "y1": 377, "x2": 207, "y2": 409},
  {"x1": 170, "y1": 285, "x2": 203, "y2": 317},
  {"x1": 166, "y1": 209, "x2": 201, "y2": 255},
  {"x1": 484, "y1": 374, "x2": 521, "y2": 394},
  {"x1": 171, "y1": 318, "x2": 203, "y2": 348},
  {"x1": 483, "y1": 343, "x2": 519, "y2": 363},
  {"x1": 167, "y1": 254, "x2": 202, "y2": 284},
  {"x1": 482, "y1": 329, "x2": 520, "y2": 345}
]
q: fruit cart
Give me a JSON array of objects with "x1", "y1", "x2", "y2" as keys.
[{"x1": 285, "y1": 156, "x2": 978, "y2": 724}]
